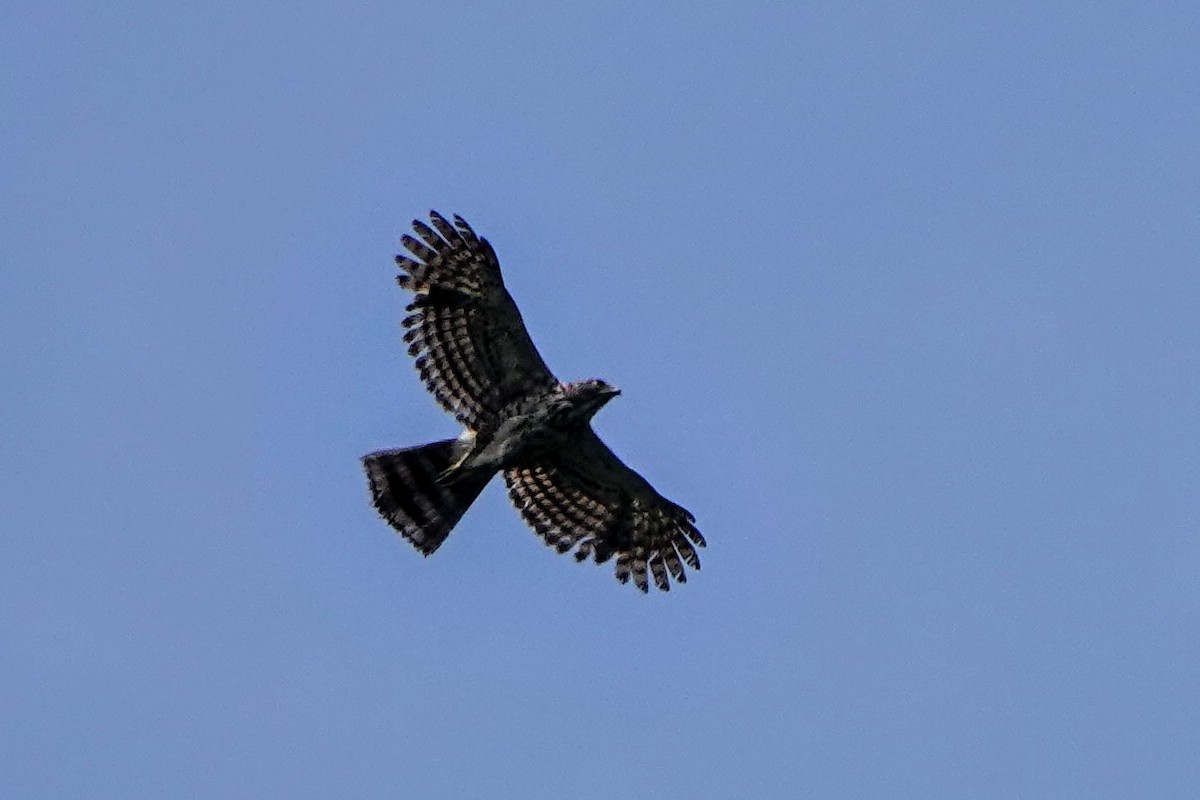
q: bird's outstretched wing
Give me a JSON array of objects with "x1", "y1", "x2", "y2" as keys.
[
  {"x1": 397, "y1": 212, "x2": 558, "y2": 430},
  {"x1": 503, "y1": 429, "x2": 706, "y2": 592}
]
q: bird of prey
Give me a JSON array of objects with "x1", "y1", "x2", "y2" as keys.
[{"x1": 362, "y1": 211, "x2": 705, "y2": 592}]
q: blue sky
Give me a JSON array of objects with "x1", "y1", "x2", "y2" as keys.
[{"x1": 3, "y1": 2, "x2": 1198, "y2": 797}]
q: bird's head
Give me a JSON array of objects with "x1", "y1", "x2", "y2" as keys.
[{"x1": 561, "y1": 378, "x2": 621, "y2": 420}]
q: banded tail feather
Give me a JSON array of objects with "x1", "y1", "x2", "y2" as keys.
[{"x1": 362, "y1": 439, "x2": 492, "y2": 555}]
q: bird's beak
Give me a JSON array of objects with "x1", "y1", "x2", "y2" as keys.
[{"x1": 607, "y1": 387, "x2": 622, "y2": 398}]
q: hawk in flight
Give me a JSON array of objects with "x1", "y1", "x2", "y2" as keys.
[{"x1": 362, "y1": 211, "x2": 705, "y2": 592}]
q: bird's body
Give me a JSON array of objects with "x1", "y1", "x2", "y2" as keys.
[
  {"x1": 363, "y1": 212, "x2": 704, "y2": 592},
  {"x1": 451, "y1": 383, "x2": 612, "y2": 474}
]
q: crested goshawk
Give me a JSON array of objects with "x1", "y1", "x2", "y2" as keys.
[{"x1": 362, "y1": 212, "x2": 704, "y2": 592}]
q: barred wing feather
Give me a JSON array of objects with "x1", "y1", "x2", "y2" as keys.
[
  {"x1": 503, "y1": 429, "x2": 705, "y2": 592},
  {"x1": 397, "y1": 212, "x2": 558, "y2": 430}
]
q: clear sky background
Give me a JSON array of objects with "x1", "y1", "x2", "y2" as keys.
[{"x1": 3, "y1": 2, "x2": 1198, "y2": 797}]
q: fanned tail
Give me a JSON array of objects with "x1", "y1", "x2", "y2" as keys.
[{"x1": 362, "y1": 439, "x2": 492, "y2": 554}]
